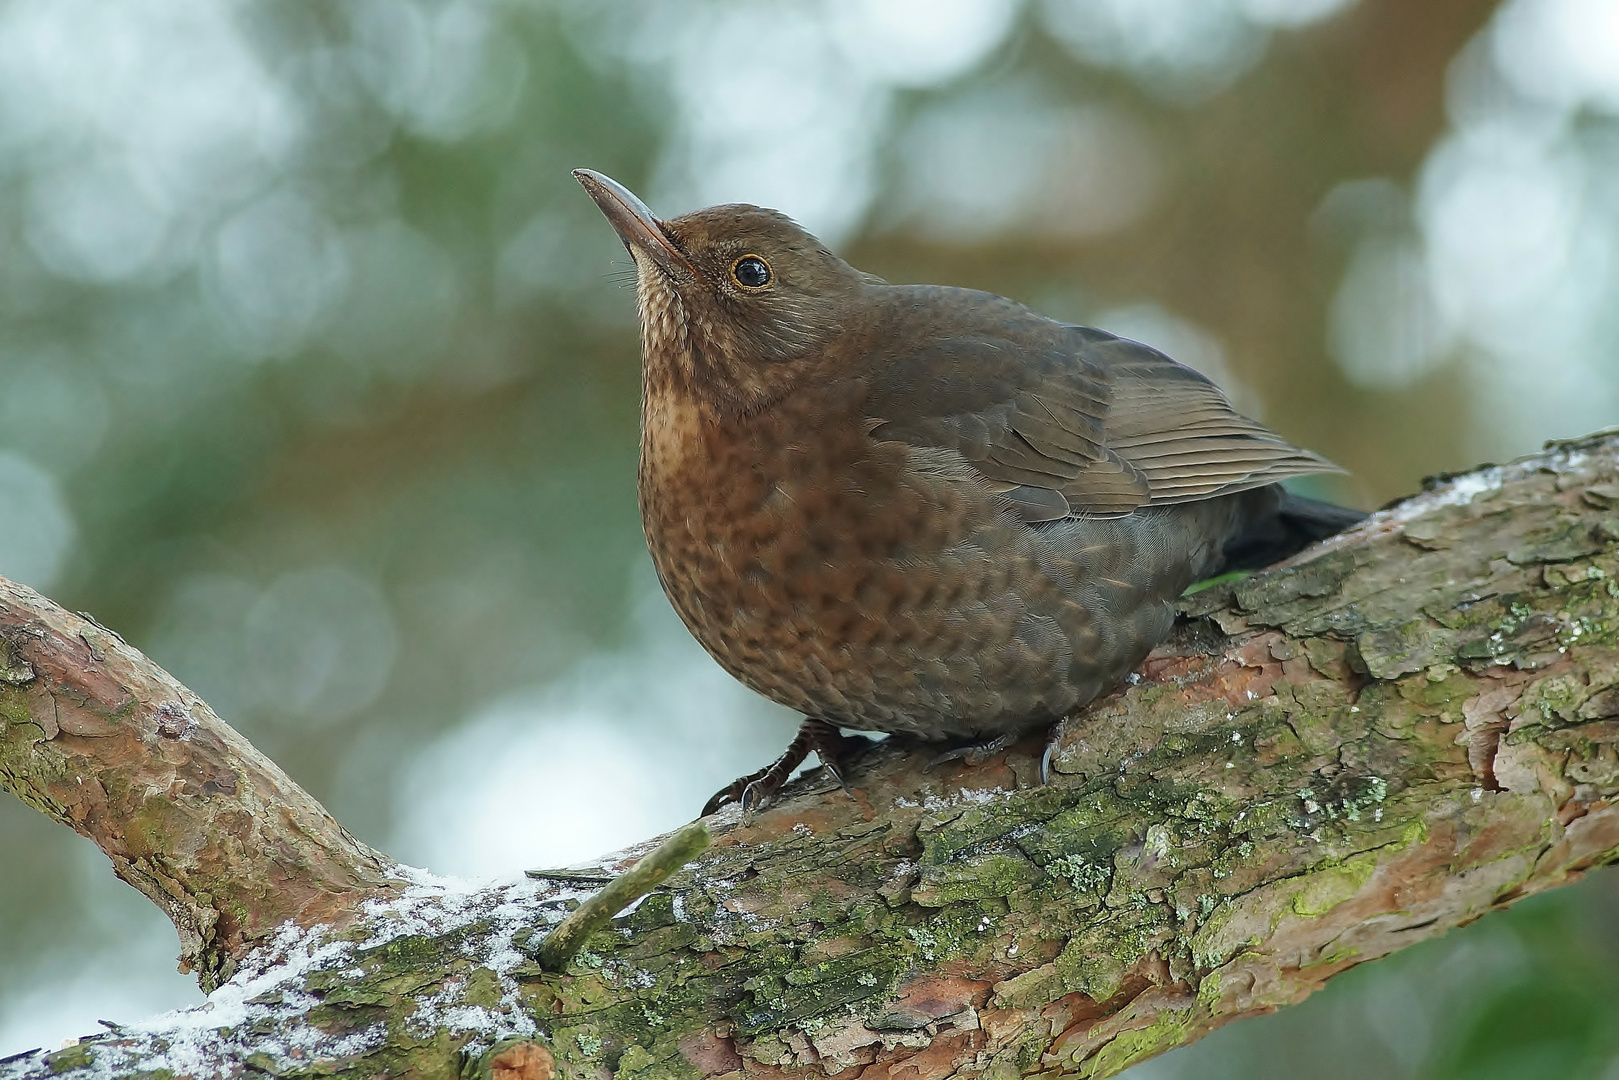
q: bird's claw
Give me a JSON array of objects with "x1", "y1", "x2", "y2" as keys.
[
  {"x1": 739, "y1": 779, "x2": 771, "y2": 817},
  {"x1": 927, "y1": 732, "x2": 1016, "y2": 770},
  {"x1": 1039, "y1": 720, "x2": 1069, "y2": 785},
  {"x1": 702, "y1": 717, "x2": 851, "y2": 818},
  {"x1": 701, "y1": 774, "x2": 759, "y2": 818},
  {"x1": 926, "y1": 725, "x2": 1065, "y2": 784}
]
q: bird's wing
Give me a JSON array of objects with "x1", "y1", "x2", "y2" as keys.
[
  {"x1": 865, "y1": 322, "x2": 1337, "y2": 523},
  {"x1": 1086, "y1": 328, "x2": 1339, "y2": 504}
]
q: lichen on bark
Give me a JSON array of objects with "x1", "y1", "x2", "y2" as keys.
[{"x1": 3, "y1": 430, "x2": 1619, "y2": 1080}]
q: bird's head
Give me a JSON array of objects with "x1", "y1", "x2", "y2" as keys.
[{"x1": 574, "y1": 169, "x2": 867, "y2": 412}]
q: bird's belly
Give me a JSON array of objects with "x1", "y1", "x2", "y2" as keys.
[{"x1": 641, "y1": 440, "x2": 1202, "y2": 739}]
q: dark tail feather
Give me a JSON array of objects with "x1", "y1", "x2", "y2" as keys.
[{"x1": 1219, "y1": 489, "x2": 1367, "y2": 573}]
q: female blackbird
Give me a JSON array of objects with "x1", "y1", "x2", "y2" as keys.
[{"x1": 574, "y1": 169, "x2": 1361, "y2": 813}]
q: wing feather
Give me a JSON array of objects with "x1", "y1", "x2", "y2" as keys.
[{"x1": 861, "y1": 292, "x2": 1338, "y2": 523}]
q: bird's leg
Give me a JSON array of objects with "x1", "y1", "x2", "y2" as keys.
[
  {"x1": 927, "y1": 731, "x2": 1017, "y2": 770},
  {"x1": 702, "y1": 717, "x2": 850, "y2": 816}
]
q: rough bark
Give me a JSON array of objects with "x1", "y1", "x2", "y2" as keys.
[
  {"x1": 4, "y1": 431, "x2": 1619, "y2": 1080},
  {"x1": 0, "y1": 583, "x2": 399, "y2": 991}
]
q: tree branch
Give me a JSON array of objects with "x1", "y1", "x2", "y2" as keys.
[
  {"x1": 4, "y1": 431, "x2": 1619, "y2": 1080},
  {"x1": 0, "y1": 582, "x2": 399, "y2": 991}
]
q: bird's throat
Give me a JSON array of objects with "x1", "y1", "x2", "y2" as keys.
[{"x1": 639, "y1": 380, "x2": 711, "y2": 490}]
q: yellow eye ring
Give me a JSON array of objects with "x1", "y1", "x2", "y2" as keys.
[{"x1": 730, "y1": 254, "x2": 772, "y2": 289}]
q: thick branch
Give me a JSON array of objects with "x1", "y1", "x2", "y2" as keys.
[
  {"x1": 0, "y1": 583, "x2": 398, "y2": 990},
  {"x1": 4, "y1": 431, "x2": 1619, "y2": 1080}
]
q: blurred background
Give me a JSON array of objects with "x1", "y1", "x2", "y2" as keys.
[{"x1": 1, "y1": 0, "x2": 1617, "y2": 1073}]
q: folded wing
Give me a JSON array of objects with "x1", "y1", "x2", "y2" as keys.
[{"x1": 866, "y1": 317, "x2": 1336, "y2": 523}]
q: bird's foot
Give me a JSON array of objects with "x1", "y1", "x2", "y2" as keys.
[
  {"x1": 702, "y1": 717, "x2": 852, "y2": 817},
  {"x1": 1039, "y1": 721, "x2": 1068, "y2": 785},
  {"x1": 927, "y1": 731, "x2": 1017, "y2": 770}
]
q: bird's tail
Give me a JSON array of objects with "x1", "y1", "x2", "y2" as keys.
[{"x1": 1217, "y1": 488, "x2": 1367, "y2": 573}]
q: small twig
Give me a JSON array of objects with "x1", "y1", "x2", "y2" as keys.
[{"x1": 534, "y1": 821, "x2": 712, "y2": 971}]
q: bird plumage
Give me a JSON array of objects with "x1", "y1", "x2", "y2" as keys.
[{"x1": 574, "y1": 169, "x2": 1360, "y2": 807}]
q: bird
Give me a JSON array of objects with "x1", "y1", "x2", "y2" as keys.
[{"x1": 573, "y1": 168, "x2": 1363, "y2": 814}]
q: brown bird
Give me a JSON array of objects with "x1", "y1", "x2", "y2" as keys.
[{"x1": 574, "y1": 169, "x2": 1361, "y2": 813}]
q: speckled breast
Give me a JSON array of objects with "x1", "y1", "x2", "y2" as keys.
[{"x1": 637, "y1": 381, "x2": 1230, "y2": 739}]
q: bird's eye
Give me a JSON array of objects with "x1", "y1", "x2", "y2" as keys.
[{"x1": 731, "y1": 255, "x2": 771, "y2": 289}]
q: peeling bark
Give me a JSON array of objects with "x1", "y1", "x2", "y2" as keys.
[
  {"x1": 0, "y1": 585, "x2": 399, "y2": 990},
  {"x1": 3, "y1": 431, "x2": 1619, "y2": 1080}
]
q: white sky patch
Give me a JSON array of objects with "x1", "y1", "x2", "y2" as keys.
[
  {"x1": 601, "y1": 0, "x2": 1026, "y2": 245},
  {"x1": 634, "y1": 4, "x2": 884, "y2": 244},
  {"x1": 206, "y1": 189, "x2": 352, "y2": 358},
  {"x1": 347, "y1": 0, "x2": 530, "y2": 143},
  {"x1": 1316, "y1": 0, "x2": 1619, "y2": 461},
  {"x1": 1039, "y1": 0, "x2": 1359, "y2": 102},
  {"x1": 1236, "y1": 0, "x2": 1357, "y2": 27},
  {"x1": 0, "y1": 843, "x2": 200, "y2": 1059},
  {"x1": 0, "y1": 0, "x2": 298, "y2": 282},
  {"x1": 1492, "y1": 0, "x2": 1619, "y2": 114},
  {"x1": 824, "y1": 0, "x2": 1016, "y2": 88},
  {"x1": 893, "y1": 87, "x2": 1161, "y2": 245},
  {"x1": 0, "y1": 929, "x2": 197, "y2": 1061},
  {"x1": 1328, "y1": 234, "x2": 1455, "y2": 390},
  {"x1": 1040, "y1": 0, "x2": 1270, "y2": 102}
]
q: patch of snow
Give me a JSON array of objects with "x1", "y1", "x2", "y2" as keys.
[
  {"x1": 1382, "y1": 467, "x2": 1506, "y2": 525},
  {"x1": 12, "y1": 869, "x2": 615, "y2": 1078},
  {"x1": 918, "y1": 786, "x2": 1009, "y2": 813},
  {"x1": 1284, "y1": 435, "x2": 1605, "y2": 565}
]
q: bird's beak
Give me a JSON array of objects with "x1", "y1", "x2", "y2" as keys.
[{"x1": 573, "y1": 169, "x2": 697, "y2": 279}]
